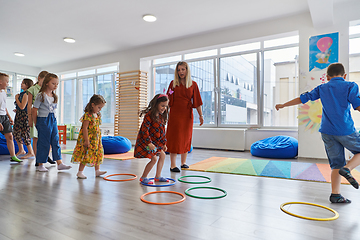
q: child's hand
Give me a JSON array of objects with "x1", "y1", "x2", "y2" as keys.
[
  {"x1": 29, "y1": 118, "x2": 33, "y2": 127},
  {"x1": 163, "y1": 145, "x2": 167, "y2": 152},
  {"x1": 0, "y1": 123, "x2": 3, "y2": 131},
  {"x1": 147, "y1": 143, "x2": 156, "y2": 151},
  {"x1": 275, "y1": 104, "x2": 284, "y2": 111},
  {"x1": 9, "y1": 118, "x2": 13, "y2": 125},
  {"x1": 84, "y1": 140, "x2": 90, "y2": 148}
]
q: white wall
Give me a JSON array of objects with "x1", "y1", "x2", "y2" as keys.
[
  {"x1": 0, "y1": 60, "x2": 40, "y2": 76},
  {"x1": 41, "y1": 1, "x2": 360, "y2": 159}
]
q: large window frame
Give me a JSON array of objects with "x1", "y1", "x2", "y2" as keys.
[
  {"x1": 58, "y1": 64, "x2": 118, "y2": 126},
  {"x1": 150, "y1": 33, "x2": 299, "y2": 129}
]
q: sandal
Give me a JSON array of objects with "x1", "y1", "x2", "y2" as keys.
[
  {"x1": 140, "y1": 177, "x2": 153, "y2": 184},
  {"x1": 154, "y1": 177, "x2": 169, "y2": 182}
]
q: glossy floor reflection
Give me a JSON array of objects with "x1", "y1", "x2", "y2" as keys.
[{"x1": 0, "y1": 141, "x2": 359, "y2": 240}]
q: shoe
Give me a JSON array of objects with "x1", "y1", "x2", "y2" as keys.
[
  {"x1": 37, "y1": 165, "x2": 48, "y2": 172},
  {"x1": 77, "y1": 173, "x2": 87, "y2": 179},
  {"x1": 339, "y1": 167, "x2": 359, "y2": 189},
  {"x1": 329, "y1": 194, "x2": 351, "y2": 203},
  {"x1": 47, "y1": 157, "x2": 56, "y2": 164},
  {"x1": 10, "y1": 157, "x2": 23, "y2": 163},
  {"x1": 96, "y1": 170, "x2": 107, "y2": 177},
  {"x1": 181, "y1": 164, "x2": 189, "y2": 169},
  {"x1": 154, "y1": 177, "x2": 169, "y2": 182},
  {"x1": 35, "y1": 162, "x2": 39, "y2": 166},
  {"x1": 140, "y1": 178, "x2": 153, "y2": 184},
  {"x1": 170, "y1": 167, "x2": 180, "y2": 172}
]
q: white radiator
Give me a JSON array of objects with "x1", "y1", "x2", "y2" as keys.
[{"x1": 192, "y1": 128, "x2": 246, "y2": 151}]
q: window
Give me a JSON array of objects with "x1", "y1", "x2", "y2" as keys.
[
  {"x1": 59, "y1": 64, "x2": 118, "y2": 125},
  {"x1": 150, "y1": 33, "x2": 299, "y2": 128},
  {"x1": 349, "y1": 21, "x2": 360, "y2": 128}
]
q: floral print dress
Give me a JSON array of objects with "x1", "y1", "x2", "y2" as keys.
[{"x1": 71, "y1": 112, "x2": 104, "y2": 166}]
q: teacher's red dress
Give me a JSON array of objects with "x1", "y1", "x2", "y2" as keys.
[{"x1": 166, "y1": 80, "x2": 203, "y2": 154}]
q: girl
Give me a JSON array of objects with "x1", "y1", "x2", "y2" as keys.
[
  {"x1": 28, "y1": 71, "x2": 55, "y2": 165},
  {"x1": 14, "y1": 78, "x2": 35, "y2": 159},
  {"x1": 134, "y1": 93, "x2": 169, "y2": 184},
  {"x1": 71, "y1": 94, "x2": 107, "y2": 179},
  {"x1": 32, "y1": 73, "x2": 72, "y2": 172}
]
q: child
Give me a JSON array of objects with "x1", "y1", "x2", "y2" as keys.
[
  {"x1": 0, "y1": 73, "x2": 22, "y2": 163},
  {"x1": 32, "y1": 73, "x2": 71, "y2": 172},
  {"x1": 14, "y1": 78, "x2": 35, "y2": 159},
  {"x1": 71, "y1": 94, "x2": 107, "y2": 179},
  {"x1": 27, "y1": 71, "x2": 55, "y2": 165},
  {"x1": 134, "y1": 93, "x2": 169, "y2": 184},
  {"x1": 276, "y1": 63, "x2": 360, "y2": 203}
]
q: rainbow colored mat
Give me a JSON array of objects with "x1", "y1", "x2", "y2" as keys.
[
  {"x1": 61, "y1": 149, "x2": 135, "y2": 160},
  {"x1": 188, "y1": 157, "x2": 360, "y2": 184}
]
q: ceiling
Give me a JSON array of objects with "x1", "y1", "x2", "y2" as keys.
[{"x1": 0, "y1": 0, "x2": 355, "y2": 68}]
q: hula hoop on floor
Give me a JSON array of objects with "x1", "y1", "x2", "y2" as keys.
[
  {"x1": 140, "y1": 178, "x2": 176, "y2": 187},
  {"x1": 103, "y1": 173, "x2": 137, "y2": 182},
  {"x1": 185, "y1": 186, "x2": 227, "y2": 199},
  {"x1": 178, "y1": 175, "x2": 211, "y2": 184},
  {"x1": 140, "y1": 191, "x2": 186, "y2": 205},
  {"x1": 280, "y1": 202, "x2": 339, "y2": 221}
]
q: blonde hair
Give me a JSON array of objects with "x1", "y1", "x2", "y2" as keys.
[
  {"x1": 0, "y1": 72, "x2": 9, "y2": 79},
  {"x1": 38, "y1": 73, "x2": 58, "y2": 103},
  {"x1": 173, "y1": 61, "x2": 193, "y2": 88}
]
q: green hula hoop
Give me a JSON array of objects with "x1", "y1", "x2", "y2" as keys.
[
  {"x1": 185, "y1": 186, "x2": 227, "y2": 199},
  {"x1": 178, "y1": 175, "x2": 211, "y2": 184}
]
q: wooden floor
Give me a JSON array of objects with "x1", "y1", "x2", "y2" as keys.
[{"x1": 1, "y1": 141, "x2": 360, "y2": 240}]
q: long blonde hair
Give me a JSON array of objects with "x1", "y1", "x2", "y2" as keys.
[{"x1": 173, "y1": 61, "x2": 193, "y2": 88}]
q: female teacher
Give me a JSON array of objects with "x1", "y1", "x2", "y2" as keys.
[{"x1": 166, "y1": 61, "x2": 203, "y2": 172}]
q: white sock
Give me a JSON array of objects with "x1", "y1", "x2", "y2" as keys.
[
  {"x1": 96, "y1": 170, "x2": 107, "y2": 177},
  {"x1": 58, "y1": 163, "x2": 72, "y2": 170},
  {"x1": 37, "y1": 165, "x2": 48, "y2": 172},
  {"x1": 77, "y1": 171, "x2": 87, "y2": 179}
]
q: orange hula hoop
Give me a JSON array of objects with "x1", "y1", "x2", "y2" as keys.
[
  {"x1": 140, "y1": 191, "x2": 186, "y2": 205},
  {"x1": 103, "y1": 173, "x2": 137, "y2": 182}
]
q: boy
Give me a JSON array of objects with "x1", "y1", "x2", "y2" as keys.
[
  {"x1": 0, "y1": 73, "x2": 22, "y2": 163},
  {"x1": 275, "y1": 63, "x2": 360, "y2": 203}
]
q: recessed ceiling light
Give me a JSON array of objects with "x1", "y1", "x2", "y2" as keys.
[
  {"x1": 143, "y1": 14, "x2": 157, "y2": 22},
  {"x1": 63, "y1": 37, "x2": 76, "y2": 43},
  {"x1": 14, "y1": 52, "x2": 25, "y2": 57}
]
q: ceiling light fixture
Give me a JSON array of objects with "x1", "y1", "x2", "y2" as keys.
[
  {"x1": 63, "y1": 37, "x2": 76, "y2": 43},
  {"x1": 143, "y1": 14, "x2": 157, "y2": 22},
  {"x1": 14, "y1": 52, "x2": 25, "y2": 57}
]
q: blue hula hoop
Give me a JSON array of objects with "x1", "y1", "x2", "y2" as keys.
[{"x1": 140, "y1": 178, "x2": 176, "y2": 187}]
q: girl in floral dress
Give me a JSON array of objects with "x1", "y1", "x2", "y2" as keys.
[{"x1": 71, "y1": 94, "x2": 107, "y2": 179}]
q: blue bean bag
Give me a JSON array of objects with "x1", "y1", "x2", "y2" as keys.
[
  {"x1": 102, "y1": 136, "x2": 131, "y2": 154},
  {"x1": 0, "y1": 133, "x2": 30, "y2": 155},
  {"x1": 251, "y1": 135, "x2": 298, "y2": 159}
]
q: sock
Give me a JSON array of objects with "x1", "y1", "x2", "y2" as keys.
[
  {"x1": 77, "y1": 171, "x2": 87, "y2": 179},
  {"x1": 37, "y1": 165, "x2": 48, "y2": 172},
  {"x1": 58, "y1": 163, "x2": 72, "y2": 170},
  {"x1": 96, "y1": 170, "x2": 107, "y2": 177},
  {"x1": 10, "y1": 156, "x2": 23, "y2": 162},
  {"x1": 330, "y1": 193, "x2": 351, "y2": 203}
]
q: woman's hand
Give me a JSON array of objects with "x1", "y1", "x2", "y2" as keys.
[
  {"x1": 148, "y1": 143, "x2": 156, "y2": 151},
  {"x1": 199, "y1": 115, "x2": 204, "y2": 126}
]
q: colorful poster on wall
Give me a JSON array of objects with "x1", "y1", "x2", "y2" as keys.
[{"x1": 309, "y1": 32, "x2": 339, "y2": 71}]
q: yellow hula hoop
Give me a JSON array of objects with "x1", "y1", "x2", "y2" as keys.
[{"x1": 280, "y1": 202, "x2": 339, "y2": 221}]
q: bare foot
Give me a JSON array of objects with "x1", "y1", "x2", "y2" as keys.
[
  {"x1": 20, "y1": 153, "x2": 35, "y2": 159},
  {"x1": 16, "y1": 151, "x2": 26, "y2": 156}
]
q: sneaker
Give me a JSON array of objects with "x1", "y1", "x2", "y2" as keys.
[
  {"x1": 77, "y1": 172, "x2": 87, "y2": 179},
  {"x1": 37, "y1": 165, "x2": 49, "y2": 172},
  {"x1": 47, "y1": 157, "x2": 56, "y2": 164},
  {"x1": 170, "y1": 167, "x2": 180, "y2": 172},
  {"x1": 181, "y1": 164, "x2": 189, "y2": 169},
  {"x1": 140, "y1": 178, "x2": 153, "y2": 184},
  {"x1": 339, "y1": 167, "x2": 359, "y2": 189},
  {"x1": 96, "y1": 170, "x2": 107, "y2": 177},
  {"x1": 10, "y1": 156, "x2": 23, "y2": 163},
  {"x1": 154, "y1": 177, "x2": 169, "y2": 182}
]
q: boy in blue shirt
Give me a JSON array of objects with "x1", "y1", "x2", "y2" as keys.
[{"x1": 276, "y1": 63, "x2": 360, "y2": 203}]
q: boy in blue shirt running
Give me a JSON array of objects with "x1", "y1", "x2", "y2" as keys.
[{"x1": 276, "y1": 63, "x2": 360, "y2": 203}]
